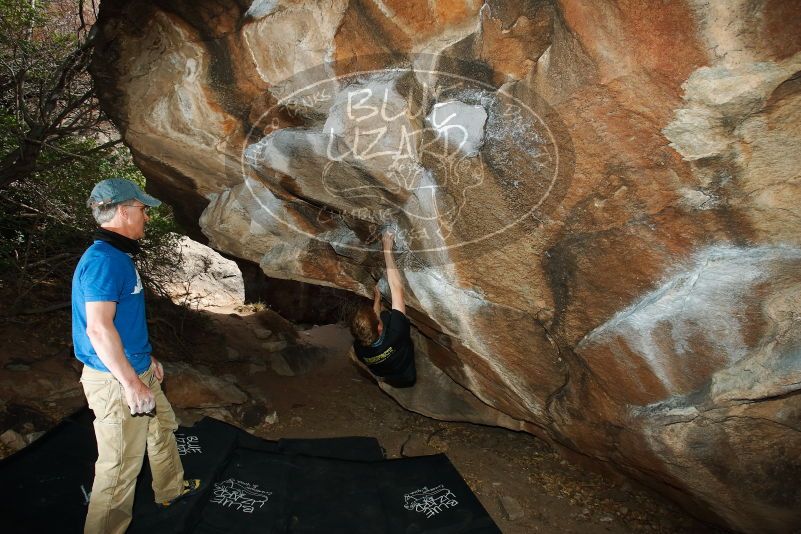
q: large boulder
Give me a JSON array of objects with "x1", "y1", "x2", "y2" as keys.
[
  {"x1": 162, "y1": 234, "x2": 245, "y2": 308},
  {"x1": 90, "y1": 1, "x2": 801, "y2": 531}
]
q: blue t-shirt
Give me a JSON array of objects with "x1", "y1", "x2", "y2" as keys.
[{"x1": 71, "y1": 240, "x2": 152, "y2": 373}]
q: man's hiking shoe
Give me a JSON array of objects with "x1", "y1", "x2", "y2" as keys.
[{"x1": 156, "y1": 479, "x2": 202, "y2": 508}]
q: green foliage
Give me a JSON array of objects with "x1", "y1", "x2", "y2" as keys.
[
  {"x1": 0, "y1": 0, "x2": 117, "y2": 190},
  {"x1": 0, "y1": 2, "x2": 183, "y2": 313},
  {"x1": 0, "y1": 139, "x2": 183, "y2": 311},
  {"x1": 0, "y1": 0, "x2": 43, "y2": 46}
]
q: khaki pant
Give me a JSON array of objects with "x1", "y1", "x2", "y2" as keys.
[{"x1": 81, "y1": 363, "x2": 184, "y2": 534}]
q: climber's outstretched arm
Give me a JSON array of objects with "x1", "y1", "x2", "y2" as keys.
[
  {"x1": 383, "y1": 232, "x2": 405, "y2": 314},
  {"x1": 372, "y1": 285, "x2": 382, "y2": 317}
]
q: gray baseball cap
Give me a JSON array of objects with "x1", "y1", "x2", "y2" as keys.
[{"x1": 87, "y1": 177, "x2": 161, "y2": 208}]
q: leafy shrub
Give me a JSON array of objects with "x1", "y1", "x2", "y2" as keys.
[
  {"x1": 0, "y1": 1, "x2": 182, "y2": 313},
  {"x1": 0, "y1": 142, "x2": 182, "y2": 313}
]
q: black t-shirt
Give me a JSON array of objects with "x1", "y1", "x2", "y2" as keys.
[{"x1": 353, "y1": 309, "x2": 416, "y2": 387}]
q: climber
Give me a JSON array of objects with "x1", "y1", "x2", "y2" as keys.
[{"x1": 350, "y1": 231, "x2": 416, "y2": 388}]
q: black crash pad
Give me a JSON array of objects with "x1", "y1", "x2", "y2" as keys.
[{"x1": 0, "y1": 409, "x2": 500, "y2": 533}]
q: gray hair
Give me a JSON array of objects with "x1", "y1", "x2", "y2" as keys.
[{"x1": 91, "y1": 203, "x2": 119, "y2": 225}]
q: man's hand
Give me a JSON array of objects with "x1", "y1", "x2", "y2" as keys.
[
  {"x1": 122, "y1": 377, "x2": 155, "y2": 415},
  {"x1": 152, "y1": 356, "x2": 164, "y2": 383}
]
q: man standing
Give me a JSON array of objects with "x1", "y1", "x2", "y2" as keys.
[
  {"x1": 72, "y1": 178, "x2": 199, "y2": 534},
  {"x1": 350, "y1": 231, "x2": 416, "y2": 388}
]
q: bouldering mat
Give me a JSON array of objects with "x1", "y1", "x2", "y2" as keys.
[{"x1": 0, "y1": 409, "x2": 500, "y2": 533}]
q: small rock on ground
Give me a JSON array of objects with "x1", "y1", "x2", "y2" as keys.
[
  {"x1": 499, "y1": 495, "x2": 525, "y2": 521},
  {"x1": 0, "y1": 429, "x2": 27, "y2": 451},
  {"x1": 262, "y1": 340, "x2": 288, "y2": 352},
  {"x1": 25, "y1": 431, "x2": 45, "y2": 444},
  {"x1": 253, "y1": 328, "x2": 272, "y2": 340}
]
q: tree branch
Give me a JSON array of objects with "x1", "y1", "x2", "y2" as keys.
[
  {"x1": 49, "y1": 87, "x2": 95, "y2": 128},
  {"x1": 11, "y1": 301, "x2": 71, "y2": 316},
  {"x1": 34, "y1": 136, "x2": 122, "y2": 169}
]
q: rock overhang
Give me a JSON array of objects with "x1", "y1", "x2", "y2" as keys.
[{"x1": 90, "y1": 1, "x2": 801, "y2": 531}]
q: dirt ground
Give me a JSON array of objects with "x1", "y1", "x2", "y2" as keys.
[{"x1": 0, "y1": 293, "x2": 727, "y2": 533}]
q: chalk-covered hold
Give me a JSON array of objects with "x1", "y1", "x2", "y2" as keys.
[{"x1": 426, "y1": 101, "x2": 487, "y2": 157}]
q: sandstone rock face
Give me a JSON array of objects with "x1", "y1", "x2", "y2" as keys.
[
  {"x1": 163, "y1": 235, "x2": 245, "y2": 308},
  {"x1": 162, "y1": 362, "x2": 248, "y2": 409},
  {"x1": 91, "y1": 1, "x2": 801, "y2": 531}
]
